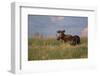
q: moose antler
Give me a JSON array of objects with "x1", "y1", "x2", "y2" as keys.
[
  {"x1": 57, "y1": 30, "x2": 61, "y2": 33},
  {"x1": 62, "y1": 30, "x2": 65, "y2": 33}
]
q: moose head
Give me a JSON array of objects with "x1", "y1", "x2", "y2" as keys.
[{"x1": 56, "y1": 30, "x2": 65, "y2": 40}]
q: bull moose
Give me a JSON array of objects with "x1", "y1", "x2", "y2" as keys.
[{"x1": 56, "y1": 30, "x2": 80, "y2": 45}]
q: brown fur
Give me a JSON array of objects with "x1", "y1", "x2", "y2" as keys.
[{"x1": 56, "y1": 30, "x2": 80, "y2": 45}]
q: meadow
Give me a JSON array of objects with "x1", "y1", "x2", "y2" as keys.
[{"x1": 28, "y1": 37, "x2": 88, "y2": 61}]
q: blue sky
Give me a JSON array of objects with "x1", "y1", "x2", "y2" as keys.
[{"x1": 28, "y1": 15, "x2": 88, "y2": 38}]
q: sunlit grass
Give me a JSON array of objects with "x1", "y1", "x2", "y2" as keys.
[{"x1": 28, "y1": 37, "x2": 88, "y2": 60}]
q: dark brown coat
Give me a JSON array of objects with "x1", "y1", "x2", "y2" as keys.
[{"x1": 56, "y1": 30, "x2": 80, "y2": 45}]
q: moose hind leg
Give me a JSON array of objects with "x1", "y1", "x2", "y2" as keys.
[
  {"x1": 73, "y1": 35, "x2": 80, "y2": 45},
  {"x1": 70, "y1": 38, "x2": 77, "y2": 45},
  {"x1": 77, "y1": 37, "x2": 80, "y2": 44}
]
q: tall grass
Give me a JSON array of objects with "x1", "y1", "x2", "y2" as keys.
[{"x1": 28, "y1": 37, "x2": 88, "y2": 60}]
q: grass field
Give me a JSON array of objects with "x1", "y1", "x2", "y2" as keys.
[{"x1": 28, "y1": 37, "x2": 88, "y2": 61}]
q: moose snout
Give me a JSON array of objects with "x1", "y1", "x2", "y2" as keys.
[{"x1": 56, "y1": 34, "x2": 60, "y2": 40}]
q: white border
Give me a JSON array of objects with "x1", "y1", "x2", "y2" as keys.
[{"x1": 11, "y1": 2, "x2": 97, "y2": 74}]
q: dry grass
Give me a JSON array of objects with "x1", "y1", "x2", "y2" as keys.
[{"x1": 28, "y1": 37, "x2": 88, "y2": 60}]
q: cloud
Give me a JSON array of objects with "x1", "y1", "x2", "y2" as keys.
[
  {"x1": 81, "y1": 27, "x2": 88, "y2": 37},
  {"x1": 50, "y1": 16, "x2": 64, "y2": 22}
]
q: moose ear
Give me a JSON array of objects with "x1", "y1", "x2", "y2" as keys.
[
  {"x1": 57, "y1": 30, "x2": 61, "y2": 33},
  {"x1": 62, "y1": 30, "x2": 65, "y2": 33}
]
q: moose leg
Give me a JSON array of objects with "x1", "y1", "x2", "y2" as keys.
[
  {"x1": 70, "y1": 38, "x2": 75, "y2": 45},
  {"x1": 77, "y1": 37, "x2": 80, "y2": 44},
  {"x1": 76, "y1": 36, "x2": 80, "y2": 44},
  {"x1": 72, "y1": 35, "x2": 80, "y2": 45}
]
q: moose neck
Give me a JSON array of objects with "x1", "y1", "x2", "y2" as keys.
[{"x1": 61, "y1": 33, "x2": 66, "y2": 39}]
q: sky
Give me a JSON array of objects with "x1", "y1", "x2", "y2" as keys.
[{"x1": 28, "y1": 15, "x2": 88, "y2": 38}]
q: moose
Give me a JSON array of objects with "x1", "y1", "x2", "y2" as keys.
[{"x1": 56, "y1": 30, "x2": 80, "y2": 45}]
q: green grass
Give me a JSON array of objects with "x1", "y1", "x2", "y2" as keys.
[{"x1": 28, "y1": 37, "x2": 88, "y2": 61}]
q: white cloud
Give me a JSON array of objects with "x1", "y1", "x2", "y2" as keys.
[
  {"x1": 50, "y1": 16, "x2": 64, "y2": 22},
  {"x1": 81, "y1": 27, "x2": 88, "y2": 37}
]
